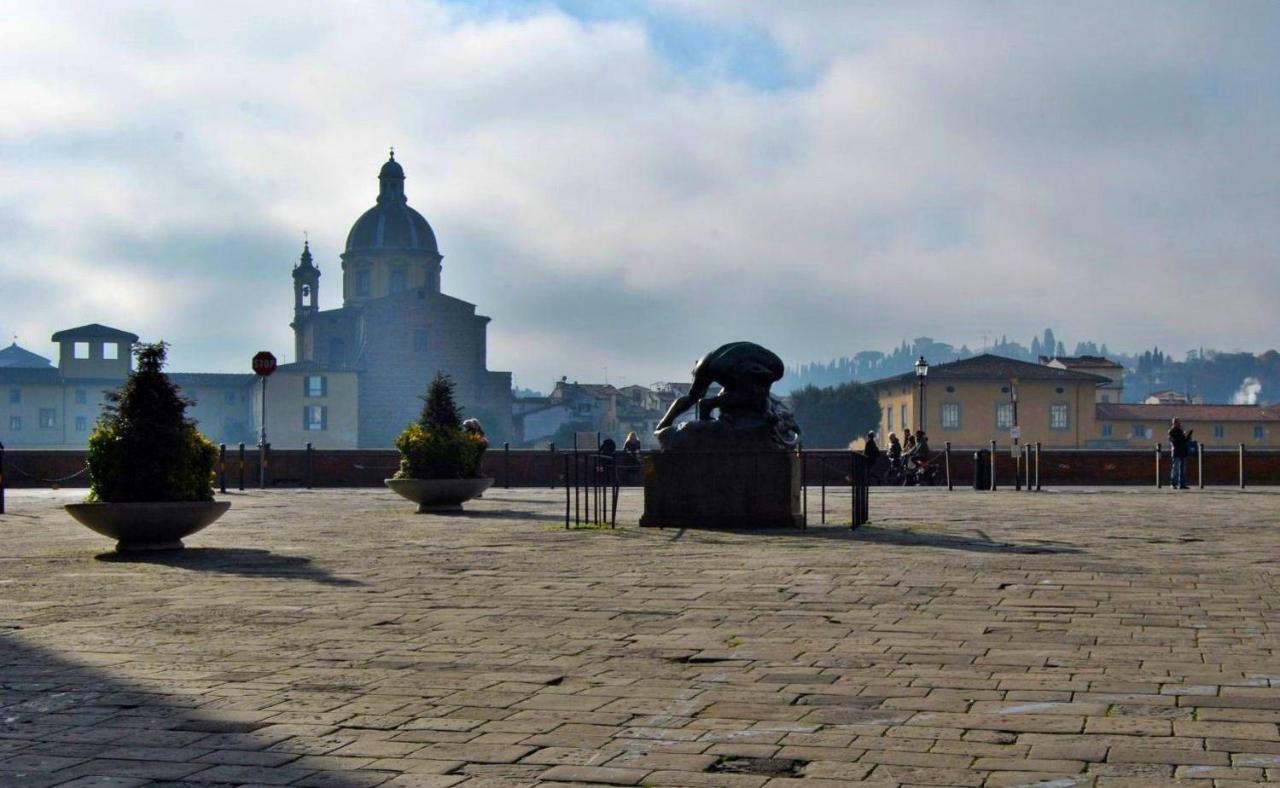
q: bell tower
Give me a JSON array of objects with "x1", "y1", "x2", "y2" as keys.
[{"x1": 291, "y1": 239, "x2": 321, "y2": 361}]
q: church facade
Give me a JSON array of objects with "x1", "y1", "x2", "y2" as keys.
[
  {"x1": 0, "y1": 152, "x2": 512, "y2": 450},
  {"x1": 278, "y1": 151, "x2": 513, "y2": 448}
]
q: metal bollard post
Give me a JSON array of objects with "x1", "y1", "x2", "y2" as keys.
[
  {"x1": 1015, "y1": 444, "x2": 1022, "y2": 491},
  {"x1": 1024, "y1": 444, "x2": 1033, "y2": 493},
  {"x1": 1035, "y1": 442, "x2": 1041, "y2": 491},
  {"x1": 1155, "y1": 443, "x2": 1162, "y2": 489},
  {"x1": 219, "y1": 444, "x2": 227, "y2": 494},
  {"x1": 263, "y1": 443, "x2": 271, "y2": 488},
  {"x1": 238, "y1": 442, "x2": 245, "y2": 491},
  {"x1": 1198, "y1": 443, "x2": 1204, "y2": 489},
  {"x1": 305, "y1": 442, "x2": 313, "y2": 489},
  {"x1": 0, "y1": 441, "x2": 6, "y2": 515},
  {"x1": 990, "y1": 440, "x2": 997, "y2": 491},
  {"x1": 1239, "y1": 443, "x2": 1245, "y2": 489},
  {"x1": 944, "y1": 441, "x2": 952, "y2": 491},
  {"x1": 503, "y1": 442, "x2": 510, "y2": 489}
]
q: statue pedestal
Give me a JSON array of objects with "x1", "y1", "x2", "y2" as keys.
[{"x1": 639, "y1": 451, "x2": 804, "y2": 529}]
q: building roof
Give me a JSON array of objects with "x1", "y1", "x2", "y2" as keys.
[
  {"x1": 344, "y1": 152, "x2": 439, "y2": 255},
  {"x1": 0, "y1": 367, "x2": 62, "y2": 385},
  {"x1": 552, "y1": 382, "x2": 619, "y2": 400},
  {"x1": 1044, "y1": 354, "x2": 1124, "y2": 369},
  {"x1": 50, "y1": 323, "x2": 139, "y2": 342},
  {"x1": 1097, "y1": 403, "x2": 1280, "y2": 422},
  {"x1": 0, "y1": 342, "x2": 53, "y2": 368},
  {"x1": 868, "y1": 353, "x2": 1111, "y2": 387}
]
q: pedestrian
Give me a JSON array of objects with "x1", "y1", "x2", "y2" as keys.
[
  {"x1": 623, "y1": 431, "x2": 642, "y2": 458},
  {"x1": 860, "y1": 431, "x2": 882, "y2": 483},
  {"x1": 1168, "y1": 418, "x2": 1193, "y2": 490},
  {"x1": 887, "y1": 433, "x2": 902, "y2": 462}
]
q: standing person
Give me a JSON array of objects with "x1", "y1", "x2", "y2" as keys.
[
  {"x1": 887, "y1": 433, "x2": 902, "y2": 462},
  {"x1": 1168, "y1": 418, "x2": 1193, "y2": 490},
  {"x1": 860, "y1": 431, "x2": 882, "y2": 483},
  {"x1": 623, "y1": 432, "x2": 642, "y2": 458},
  {"x1": 903, "y1": 431, "x2": 916, "y2": 455}
]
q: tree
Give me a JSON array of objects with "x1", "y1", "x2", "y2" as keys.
[
  {"x1": 789, "y1": 381, "x2": 882, "y2": 448},
  {"x1": 420, "y1": 373, "x2": 463, "y2": 430}
]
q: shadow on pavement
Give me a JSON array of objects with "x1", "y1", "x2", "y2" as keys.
[
  {"x1": 94, "y1": 547, "x2": 366, "y2": 586},
  {"x1": 0, "y1": 635, "x2": 381, "y2": 786},
  {"x1": 668, "y1": 523, "x2": 1082, "y2": 554}
]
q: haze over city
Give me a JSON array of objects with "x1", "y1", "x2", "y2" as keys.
[{"x1": 3, "y1": 1, "x2": 1278, "y2": 390}]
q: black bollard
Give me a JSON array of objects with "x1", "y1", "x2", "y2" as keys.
[
  {"x1": 305, "y1": 442, "x2": 313, "y2": 489},
  {"x1": 1239, "y1": 443, "x2": 1245, "y2": 489},
  {"x1": 1197, "y1": 442, "x2": 1204, "y2": 490},
  {"x1": 0, "y1": 441, "x2": 5, "y2": 515},
  {"x1": 504, "y1": 442, "x2": 510, "y2": 489},
  {"x1": 1155, "y1": 443, "x2": 1162, "y2": 489},
  {"x1": 990, "y1": 440, "x2": 998, "y2": 491},
  {"x1": 238, "y1": 442, "x2": 245, "y2": 491},
  {"x1": 944, "y1": 441, "x2": 952, "y2": 491},
  {"x1": 1035, "y1": 442, "x2": 1041, "y2": 491},
  {"x1": 219, "y1": 443, "x2": 227, "y2": 494}
]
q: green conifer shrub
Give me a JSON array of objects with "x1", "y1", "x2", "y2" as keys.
[
  {"x1": 394, "y1": 373, "x2": 486, "y2": 479},
  {"x1": 86, "y1": 342, "x2": 218, "y2": 502}
]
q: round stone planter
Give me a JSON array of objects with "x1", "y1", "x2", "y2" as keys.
[
  {"x1": 64, "y1": 500, "x2": 231, "y2": 552},
  {"x1": 384, "y1": 477, "x2": 494, "y2": 512}
]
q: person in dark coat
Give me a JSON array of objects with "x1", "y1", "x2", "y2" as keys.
[
  {"x1": 861, "y1": 431, "x2": 882, "y2": 482},
  {"x1": 1168, "y1": 418, "x2": 1193, "y2": 489}
]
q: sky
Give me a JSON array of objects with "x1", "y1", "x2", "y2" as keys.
[{"x1": 3, "y1": 0, "x2": 1278, "y2": 390}]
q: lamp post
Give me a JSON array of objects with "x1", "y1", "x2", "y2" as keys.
[{"x1": 915, "y1": 356, "x2": 929, "y2": 434}]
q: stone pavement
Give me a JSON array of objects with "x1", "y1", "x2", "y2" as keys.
[{"x1": 1, "y1": 486, "x2": 1278, "y2": 787}]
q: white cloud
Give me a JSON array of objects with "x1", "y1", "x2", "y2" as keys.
[{"x1": 1, "y1": 0, "x2": 1277, "y2": 389}]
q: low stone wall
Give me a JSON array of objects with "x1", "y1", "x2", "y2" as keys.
[{"x1": 3, "y1": 446, "x2": 1278, "y2": 489}]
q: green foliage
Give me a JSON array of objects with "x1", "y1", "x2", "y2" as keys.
[
  {"x1": 395, "y1": 372, "x2": 486, "y2": 479},
  {"x1": 86, "y1": 342, "x2": 218, "y2": 502},
  {"x1": 420, "y1": 373, "x2": 463, "y2": 431},
  {"x1": 789, "y1": 381, "x2": 881, "y2": 448}
]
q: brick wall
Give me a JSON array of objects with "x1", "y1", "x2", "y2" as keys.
[{"x1": 4, "y1": 447, "x2": 1279, "y2": 490}]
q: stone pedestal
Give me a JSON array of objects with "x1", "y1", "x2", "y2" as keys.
[{"x1": 640, "y1": 451, "x2": 804, "y2": 529}]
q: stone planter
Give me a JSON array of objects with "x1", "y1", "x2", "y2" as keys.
[
  {"x1": 384, "y1": 477, "x2": 494, "y2": 512},
  {"x1": 64, "y1": 501, "x2": 231, "y2": 552}
]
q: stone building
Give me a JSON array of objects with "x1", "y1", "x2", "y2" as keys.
[{"x1": 278, "y1": 151, "x2": 513, "y2": 448}]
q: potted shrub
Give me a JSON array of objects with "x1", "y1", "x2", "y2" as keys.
[
  {"x1": 385, "y1": 373, "x2": 492, "y2": 511},
  {"x1": 64, "y1": 342, "x2": 228, "y2": 551}
]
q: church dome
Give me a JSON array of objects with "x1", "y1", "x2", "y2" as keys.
[{"x1": 344, "y1": 150, "x2": 439, "y2": 254}]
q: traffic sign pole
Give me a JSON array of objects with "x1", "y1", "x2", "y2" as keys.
[{"x1": 251, "y1": 352, "x2": 278, "y2": 491}]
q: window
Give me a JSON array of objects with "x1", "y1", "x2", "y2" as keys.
[
  {"x1": 940, "y1": 402, "x2": 960, "y2": 430},
  {"x1": 103, "y1": 343, "x2": 119, "y2": 360},
  {"x1": 1133, "y1": 425, "x2": 1151, "y2": 439},
  {"x1": 75, "y1": 416, "x2": 88, "y2": 432},
  {"x1": 356, "y1": 268, "x2": 371, "y2": 297},
  {"x1": 1100, "y1": 393, "x2": 1112, "y2": 403},
  {"x1": 75, "y1": 388, "x2": 87, "y2": 404},
  {"x1": 1213, "y1": 425, "x2": 1225, "y2": 439},
  {"x1": 8, "y1": 416, "x2": 20, "y2": 431},
  {"x1": 1049, "y1": 403, "x2": 1069, "y2": 430},
  {"x1": 1102, "y1": 424, "x2": 1113, "y2": 437},
  {"x1": 414, "y1": 329, "x2": 429, "y2": 353},
  {"x1": 574, "y1": 403, "x2": 592, "y2": 415},
  {"x1": 305, "y1": 376, "x2": 327, "y2": 398},
  {"x1": 995, "y1": 402, "x2": 1013, "y2": 430},
  {"x1": 390, "y1": 268, "x2": 407, "y2": 293},
  {"x1": 900, "y1": 404, "x2": 908, "y2": 431},
  {"x1": 886, "y1": 406, "x2": 893, "y2": 432},
  {"x1": 225, "y1": 390, "x2": 236, "y2": 405},
  {"x1": 74, "y1": 341, "x2": 90, "y2": 359},
  {"x1": 39, "y1": 408, "x2": 56, "y2": 429},
  {"x1": 1254, "y1": 425, "x2": 1266, "y2": 440},
  {"x1": 8, "y1": 388, "x2": 19, "y2": 404},
  {"x1": 303, "y1": 405, "x2": 327, "y2": 431}
]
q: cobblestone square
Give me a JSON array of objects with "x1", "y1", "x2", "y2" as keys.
[{"x1": 1, "y1": 487, "x2": 1278, "y2": 786}]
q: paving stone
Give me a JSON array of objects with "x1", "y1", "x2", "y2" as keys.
[{"x1": 2, "y1": 488, "x2": 1279, "y2": 788}]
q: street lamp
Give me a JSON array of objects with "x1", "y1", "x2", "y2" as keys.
[{"x1": 915, "y1": 356, "x2": 929, "y2": 433}]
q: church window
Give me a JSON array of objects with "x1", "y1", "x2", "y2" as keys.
[
  {"x1": 303, "y1": 405, "x2": 327, "y2": 431},
  {"x1": 75, "y1": 388, "x2": 87, "y2": 404},
  {"x1": 74, "y1": 342, "x2": 90, "y2": 359},
  {"x1": 39, "y1": 409, "x2": 56, "y2": 429},
  {"x1": 414, "y1": 329, "x2": 429, "y2": 353},
  {"x1": 8, "y1": 416, "x2": 20, "y2": 431},
  {"x1": 305, "y1": 376, "x2": 327, "y2": 397},
  {"x1": 75, "y1": 416, "x2": 88, "y2": 432},
  {"x1": 356, "y1": 269, "x2": 371, "y2": 297},
  {"x1": 103, "y1": 343, "x2": 119, "y2": 360},
  {"x1": 8, "y1": 388, "x2": 19, "y2": 404},
  {"x1": 390, "y1": 268, "x2": 407, "y2": 293}
]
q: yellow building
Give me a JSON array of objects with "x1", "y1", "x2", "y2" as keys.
[
  {"x1": 257, "y1": 363, "x2": 360, "y2": 449},
  {"x1": 1095, "y1": 403, "x2": 1280, "y2": 450},
  {"x1": 868, "y1": 354, "x2": 1108, "y2": 450}
]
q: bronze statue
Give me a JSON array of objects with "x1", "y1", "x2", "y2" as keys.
[{"x1": 654, "y1": 341, "x2": 800, "y2": 451}]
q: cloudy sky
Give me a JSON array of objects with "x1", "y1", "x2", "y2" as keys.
[{"x1": 3, "y1": 1, "x2": 1278, "y2": 389}]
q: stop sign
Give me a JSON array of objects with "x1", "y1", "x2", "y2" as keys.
[{"x1": 252, "y1": 351, "x2": 277, "y2": 377}]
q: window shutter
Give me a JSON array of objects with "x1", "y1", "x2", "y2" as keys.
[
  {"x1": 303, "y1": 408, "x2": 309, "y2": 431},
  {"x1": 322, "y1": 376, "x2": 328, "y2": 397}
]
